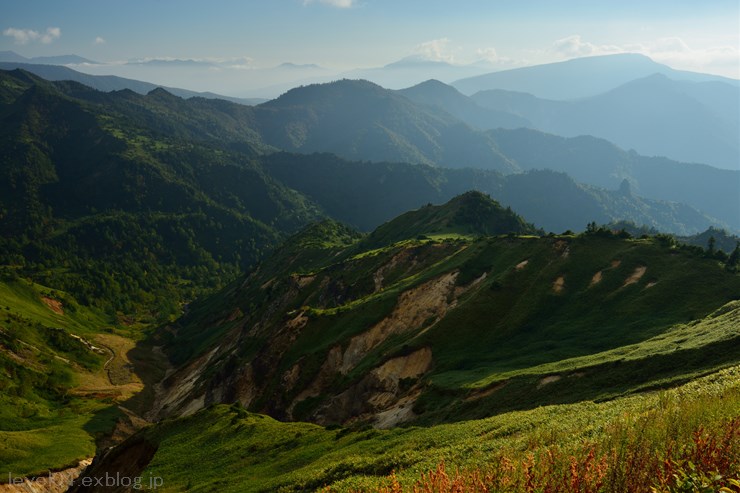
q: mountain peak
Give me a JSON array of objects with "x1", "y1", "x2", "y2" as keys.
[
  {"x1": 448, "y1": 189, "x2": 497, "y2": 207},
  {"x1": 452, "y1": 52, "x2": 675, "y2": 99},
  {"x1": 398, "y1": 79, "x2": 464, "y2": 101},
  {"x1": 407, "y1": 78, "x2": 455, "y2": 91},
  {"x1": 0, "y1": 50, "x2": 29, "y2": 63},
  {"x1": 384, "y1": 56, "x2": 455, "y2": 69},
  {"x1": 264, "y1": 78, "x2": 392, "y2": 109},
  {"x1": 364, "y1": 191, "x2": 536, "y2": 248},
  {"x1": 146, "y1": 87, "x2": 180, "y2": 100}
]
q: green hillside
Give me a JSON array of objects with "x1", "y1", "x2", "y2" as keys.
[
  {"x1": 76, "y1": 362, "x2": 740, "y2": 492},
  {"x1": 256, "y1": 79, "x2": 516, "y2": 172},
  {"x1": 361, "y1": 191, "x2": 538, "y2": 248},
  {"x1": 155, "y1": 194, "x2": 740, "y2": 432},
  {"x1": 0, "y1": 274, "x2": 145, "y2": 478},
  {"x1": 263, "y1": 153, "x2": 722, "y2": 235},
  {"x1": 72, "y1": 190, "x2": 738, "y2": 489},
  {"x1": 1, "y1": 68, "x2": 738, "y2": 488},
  {"x1": 0, "y1": 69, "x2": 324, "y2": 320},
  {"x1": 397, "y1": 78, "x2": 529, "y2": 131},
  {"x1": 488, "y1": 128, "x2": 740, "y2": 231}
]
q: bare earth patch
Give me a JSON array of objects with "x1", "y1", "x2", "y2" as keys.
[
  {"x1": 41, "y1": 296, "x2": 63, "y2": 315},
  {"x1": 537, "y1": 375, "x2": 562, "y2": 388},
  {"x1": 553, "y1": 276, "x2": 565, "y2": 293},
  {"x1": 373, "y1": 390, "x2": 421, "y2": 429},
  {"x1": 623, "y1": 266, "x2": 647, "y2": 287},
  {"x1": 590, "y1": 271, "x2": 603, "y2": 286},
  {"x1": 465, "y1": 381, "x2": 507, "y2": 402},
  {"x1": 372, "y1": 347, "x2": 433, "y2": 383},
  {"x1": 339, "y1": 271, "x2": 459, "y2": 373}
]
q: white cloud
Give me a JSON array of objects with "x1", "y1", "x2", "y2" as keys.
[
  {"x1": 94, "y1": 36, "x2": 106, "y2": 45},
  {"x1": 3, "y1": 26, "x2": 61, "y2": 44},
  {"x1": 224, "y1": 57, "x2": 256, "y2": 70},
  {"x1": 3, "y1": 28, "x2": 36, "y2": 44},
  {"x1": 41, "y1": 27, "x2": 61, "y2": 44},
  {"x1": 646, "y1": 39, "x2": 739, "y2": 78},
  {"x1": 475, "y1": 47, "x2": 499, "y2": 63},
  {"x1": 303, "y1": 0, "x2": 355, "y2": 7},
  {"x1": 551, "y1": 35, "x2": 622, "y2": 58},
  {"x1": 126, "y1": 55, "x2": 256, "y2": 70},
  {"x1": 413, "y1": 38, "x2": 456, "y2": 63},
  {"x1": 651, "y1": 36, "x2": 690, "y2": 54}
]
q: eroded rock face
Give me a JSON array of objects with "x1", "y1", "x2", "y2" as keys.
[
  {"x1": 277, "y1": 271, "x2": 465, "y2": 424},
  {"x1": 153, "y1": 245, "x2": 481, "y2": 427},
  {"x1": 340, "y1": 271, "x2": 458, "y2": 373},
  {"x1": 312, "y1": 347, "x2": 433, "y2": 427}
]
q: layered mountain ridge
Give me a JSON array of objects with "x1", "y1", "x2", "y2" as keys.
[{"x1": 1, "y1": 60, "x2": 739, "y2": 491}]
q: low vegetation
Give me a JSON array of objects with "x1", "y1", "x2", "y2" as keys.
[{"x1": 130, "y1": 365, "x2": 740, "y2": 492}]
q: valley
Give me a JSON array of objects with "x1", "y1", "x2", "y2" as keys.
[{"x1": 0, "y1": 37, "x2": 738, "y2": 493}]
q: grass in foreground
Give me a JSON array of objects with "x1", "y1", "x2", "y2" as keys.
[{"x1": 136, "y1": 365, "x2": 740, "y2": 492}]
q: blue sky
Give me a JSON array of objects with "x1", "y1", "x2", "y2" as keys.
[{"x1": 2, "y1": 0, "x2": 738, "y2": 94}]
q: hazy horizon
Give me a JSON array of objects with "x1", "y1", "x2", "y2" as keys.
[{"x1": 2, "y1": 0, "x2": 738, "y2": 97}]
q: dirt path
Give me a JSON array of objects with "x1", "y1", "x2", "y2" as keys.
[
  {"x1": 98, "y1": 343, "x2": 115, "y2": 376},
  {"x1": 72, "y1": 334, "x2": 143, "y2": 402}
]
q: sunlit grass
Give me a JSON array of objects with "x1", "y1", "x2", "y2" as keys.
[{"x1": 139, "y1": 365, "x2": 740, "y2": 492}]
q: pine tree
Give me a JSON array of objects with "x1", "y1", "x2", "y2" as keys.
[
  {"x1": 728, "y1": 241, "x2": 740, "y2": 270},
  {"x1": 707, "y1": 236, "x2": 716, "y2": 256}
]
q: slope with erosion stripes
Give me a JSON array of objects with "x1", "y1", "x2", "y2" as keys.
[
  {"x1": 156, "y1": 231, "x2": 740, "y2": 428},
  {"x1": 77, "y1": 349, "x2": 740, "y2": 492}
]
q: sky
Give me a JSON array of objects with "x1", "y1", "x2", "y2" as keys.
[{"x1": 2, "y1": 0, "x2": 738, "y2": 95}]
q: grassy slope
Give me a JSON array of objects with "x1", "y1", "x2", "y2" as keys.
[
  {"x1": 162, "y1": 221, "x2": 740, "y2": 434},
  {"x1": 0, "y1": 275, "x2": 154, "y2": 478},
  {"x1": 137, "y1": 345, "x2": 740, "y2": 492}
]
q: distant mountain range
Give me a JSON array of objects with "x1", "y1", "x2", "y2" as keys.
[
  {"x1": 473, "y1": 74, "x2": 740, "y2": 170},
  {"x1": 452, "y1": 53, "x2": 738, "y2": 99},
  {"x1": 1, "y1": 68, "x2": 736, "y2": 238},
  {"x1": 487, "y1": 128, "x2": 740, "y2": 230},
  {"x1": 0, "y1": 69, "x2": 726, "y2": 316},
  {"x1": 0, "y1": 50, "x2": 99, "y2": 65},
  {"x1": 232, "y1": 57, "x2": 498, "y2": 99},
  {"x1": 253, "y1": 79, "x2": 740, "y2": 230},
  {"x1": 398, "y1": 79, "x2": 528, "y2": 130},
  {"x1": 338, "y1": 56, "x2": 497, "y2": 91},
  {"x1": 253, "y1": 79, "x2": 516, "y2": 172},
  {"x1": 263, "y1": 153, "x2": 723, "y2": 235},
  {"x1": 400, "y1": 74, "x2": 740, "y2": 171},
  {"x1": 0, "y1": 61, "x2": 266, "y2": 105}
]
